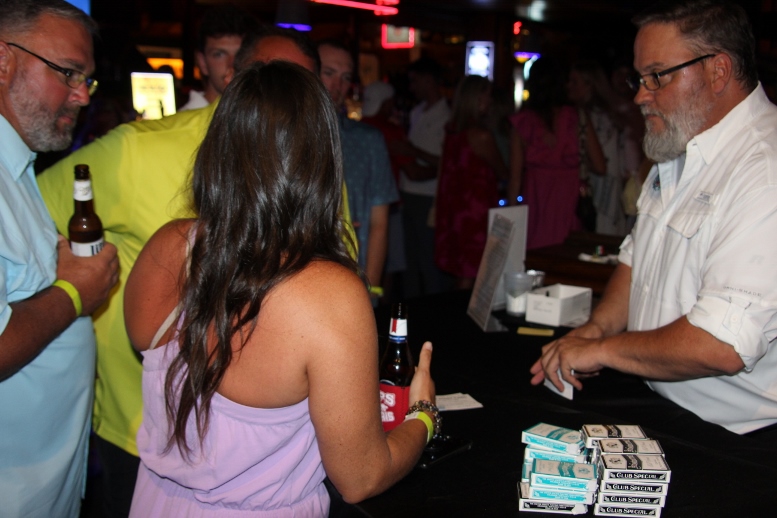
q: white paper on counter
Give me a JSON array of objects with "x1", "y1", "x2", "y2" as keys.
[
  {"x1": 436, "y1": 393, "x2": 484, "y2": 411},
  {"x1": 544, "y1": 371, "x2": 574, "y2": 400}
]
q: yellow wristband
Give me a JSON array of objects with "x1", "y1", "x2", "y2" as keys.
[
  {"x1": 368, "y1": 285, "x2": 384, "y2": 297},
  {"x1": 53, "y1": 279, "x2": 82, "y2": 317},
  {"x1": 406, "y1": 411, "x2": 434, "y2": 444}
]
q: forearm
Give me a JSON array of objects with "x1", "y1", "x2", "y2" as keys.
[
  {"x1": 402, "y1": 161, "x2": 437, "y2": 182},
  {"x1": 365, "y1": 206, "x2": 389, "y2": 289},
  {"x1": 0, "y1": 286, "x2": 76, "y2": 381},
  {"x1": 599, "y1": 316, "x2": 745, "y2": 380},
  {"x1": 339, "y1": 419, "x2": 428, "y2": 503},
  {"x1": 412, "y1": 146, "x2": 440, "y2": 169},
  {"x1": 587, "y1": 262, "x2": 631, "y2": 337}
]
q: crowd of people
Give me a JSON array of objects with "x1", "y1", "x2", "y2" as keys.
[{"x1": 3, "y1": 0, "x2": 777, "y2": 517}]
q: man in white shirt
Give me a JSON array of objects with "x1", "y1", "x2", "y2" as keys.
[
  {"x1": 531, "y1": 0, "x2": 777, "y2": 436},
  {"x1": 179, "y1": 5, "x2": 257, "y2": 111},
  {"x1": 396, "y1": 57, "x2": 451, "y2": 297}
]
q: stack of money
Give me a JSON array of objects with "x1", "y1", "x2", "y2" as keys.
[{"x1": 518, "y1": 423, "x2": 597, "y2": 515}]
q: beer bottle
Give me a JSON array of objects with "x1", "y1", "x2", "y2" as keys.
[
  {"x1": 379, "y1": 303, "x2": 414, "y2": 432},
  {"x1": 68, "y1": 164, "x2": 105, "y2": 257}
]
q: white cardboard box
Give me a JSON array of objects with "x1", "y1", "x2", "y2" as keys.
[{"x1": 526, "y1": 284, "x2": 592, "y2": 327}]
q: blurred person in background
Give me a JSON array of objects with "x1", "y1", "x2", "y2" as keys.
[
  {"x1": 0, "y1": 1, "x2": 119, "y2": 516},
  {"x1": 318, "y1": 40, "x2": 397, "y2": 306},
  {"x1": 179, "y1": 5, "x2": 258, "y2": 111},
  {"x1": 435, "y1": 74, "x2": 509, "y2": 290},
  {"x1": 567, "y1": 60, "x2": 629, "y2": 236},
  {"x1": 361, "y1": 80, "x2": 412, "y2": 303},
  {"x1": 394, "y1": 57, "x2": 451, "y2": 297},
  {"x1": 125, "y1": 60, "x2": 436, "y2": 517},
  {"x1": 510, "y1": 57, "x2": 606, "y2": 249}
]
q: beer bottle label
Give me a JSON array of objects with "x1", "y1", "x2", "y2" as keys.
[
  {"x1": 73, "y1": 180, "x2": 94, "y2": 201},
  {"x1": 379, "y1": 383, "x2": 411, "y2": 432},
  {"x1": 71, "y1": 237, "x2": 105, "y2": 257},
  {"x1": 388, "y1": 318, "x2": 407, "y2": 337}
]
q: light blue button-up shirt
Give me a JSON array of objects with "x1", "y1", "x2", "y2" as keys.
[{"x1": 0, "y1": 114, "x2": 96, "y2": 517}]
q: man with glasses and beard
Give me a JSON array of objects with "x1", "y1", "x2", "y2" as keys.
[
  {"x1": 0, "y1": 1, "x2": 119, "y2": 516},
  {"x1": 531, "y1": 0, "x2": 777, "y2": 439}
]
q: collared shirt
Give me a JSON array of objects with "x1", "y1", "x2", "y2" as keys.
[
  {"x1": 339, "y1": 115, "x2": 398, "y2": 269},
  {"x1": 0, "y1": 114, "x2": 96, "y2": 517},
  {"x1": 619, "y1": 85, "x2": 777, "y2": 434},
  {"x1": 179, "y1": 89, "x2": 209, "y2": 112},
  {"x1": 400, "y1": 97, "x2": 450, "y2": 196}
]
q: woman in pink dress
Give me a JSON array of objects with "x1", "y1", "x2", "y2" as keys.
[
  {"x1": 510, "y1": 58, "x2": 606, "y2": 249},
  {"x1": 435, "y1": 75, "x2": 509, "y2": 289},
  {"x1": 124, "y1": 62, "x2": 437, "y2": 517}
]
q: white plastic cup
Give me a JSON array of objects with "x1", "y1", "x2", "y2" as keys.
[
  {"x1": 527, "y1": 270, "x2": 545, "y2": 289},
  {"x1": 504, "y1": 272, "x2": 534, "y2": 316}
]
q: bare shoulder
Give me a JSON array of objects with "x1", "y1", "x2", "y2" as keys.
[
  {"x1": 260, "y1": 261, "x2": 375, "y2": 354},
  {"x1": 269, "y1": 261, "x2": 370, "y2": 319},
  {"x1": 143, "y1": 219, "x2": 194, "y2": 264},
  {"x1": 125, "y1": 219, "x2": 194, "y2": 350}
]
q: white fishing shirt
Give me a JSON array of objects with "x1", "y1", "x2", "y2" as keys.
[{"x1": 618, "y1": 85, "x2": 777, "y2": 434}]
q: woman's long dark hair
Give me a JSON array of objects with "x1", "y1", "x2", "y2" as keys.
[{"x1": 165, "y1": 61, "x2": 357, "y2": 456}]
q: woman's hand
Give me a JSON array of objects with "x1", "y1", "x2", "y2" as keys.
[{"x1": 409, "y1": 341, "x2": 435, "y2": 404}]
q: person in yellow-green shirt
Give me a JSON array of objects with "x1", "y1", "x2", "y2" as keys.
[{"x1": 38, "y1": 27, "x2": 354, "y2": 518}]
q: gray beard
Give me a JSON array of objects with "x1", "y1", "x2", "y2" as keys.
[
  {"x1": 9, "y1": 75, "x2": 79, "y2": 152},
  {"x1": 641, "y1": 95, "x2": 710, "y2": 164}
]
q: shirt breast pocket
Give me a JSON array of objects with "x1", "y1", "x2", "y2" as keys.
[{"x1": 666, "y1": 210, "x2": 710, "y2": 239}]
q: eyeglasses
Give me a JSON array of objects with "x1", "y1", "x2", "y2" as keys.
[
  {"x1": 627, "y1": 54, "x2": 715, "y2": 92},
  {"x1": 5, "y1": 42, "x2": 98, "y2": 96}
]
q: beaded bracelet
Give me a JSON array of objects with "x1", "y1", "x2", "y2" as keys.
[{"x1": 406, "y1": 400, "x2": 442, "y2": 437}]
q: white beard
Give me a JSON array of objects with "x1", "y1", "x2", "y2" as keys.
[
  {"x1": 9, "y1": 69, "x2": 79, "y2": 152},
  {"x1": 641, "y1": 86, "x2": 711, "y2": 163}
]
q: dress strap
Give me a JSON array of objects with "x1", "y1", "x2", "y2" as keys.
[
  {"x1": 149, "y1": 306, "x2": 180, "y2": 351},
  {"x1": 149, "y1": 221, "x2": 197, "y2": 351}
]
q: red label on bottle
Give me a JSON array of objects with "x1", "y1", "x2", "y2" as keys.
[{"x1": 379, "y1": 383, "x2": 410, "y2": 432}]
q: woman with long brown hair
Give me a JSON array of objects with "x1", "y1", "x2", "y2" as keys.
[
  {"x1": 124, "y1": 61, "x2": 435, "y2": 517},
  {"x1": 435, "y1": 74, "x2": 509, "y2": 289}
]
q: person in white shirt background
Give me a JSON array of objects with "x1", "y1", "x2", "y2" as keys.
[{"x1": 179, "y1": 5, "x2": 258, "y2": 111}]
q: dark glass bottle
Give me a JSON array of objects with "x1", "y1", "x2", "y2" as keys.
[
  {"x1": 379, "y1": 303, "x2": 414, "y2": 432},
  {"x1": 68, "y1": 164, "x2": 105, "y2": 257}
]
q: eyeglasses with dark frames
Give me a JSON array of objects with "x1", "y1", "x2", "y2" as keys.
[
  {"x1": 627, "y1": 54, "x2": 715, "y2": 92},
  {"x1": 5, "y1": 42, "x2": 98, "y2": 96}
]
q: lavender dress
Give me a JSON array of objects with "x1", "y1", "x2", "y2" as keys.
[{"x1": 130, "y1": 333, "x2": 329, "y2": 517}]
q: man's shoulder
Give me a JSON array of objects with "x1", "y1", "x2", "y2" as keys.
[
  {"x1": 341, "y1": 119, "x2": 386, "y2": 147},
  {"x1": 125, "y1": 102, "x2": 217, "y2": 136},
  {"x1": 343, "y1": 117, "x2": 381, "y2": 136}
]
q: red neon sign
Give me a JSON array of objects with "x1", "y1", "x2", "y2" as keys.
[
  {"x1": 311, "y1": 0, "x2": 399, "y2": 15},
  {"x1": 382, "y1": 24, "x2": 415, "y2": 49},
  {"x1": 513, "y1": 21, "x2": 522, "y2": 35}
]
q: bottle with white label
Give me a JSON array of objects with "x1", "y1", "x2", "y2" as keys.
[
  {"x1": 68, "y1": 164, "x2": 105, "y2": 257},
  {"x1": 379, "y1": 303, "x2": 414, "y2": 432}
]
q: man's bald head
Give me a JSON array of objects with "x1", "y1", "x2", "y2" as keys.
[{"x1": 234, "y1": 27, "x2": 319, "y2": 75}]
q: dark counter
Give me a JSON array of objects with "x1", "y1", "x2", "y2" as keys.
[{"x1": 330, "y1": 290, "x2": 777, "y2": 517}]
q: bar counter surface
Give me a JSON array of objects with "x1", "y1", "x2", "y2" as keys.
[{"x1": 329, "y1": 290, "x2": 777, "y2": 517}]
